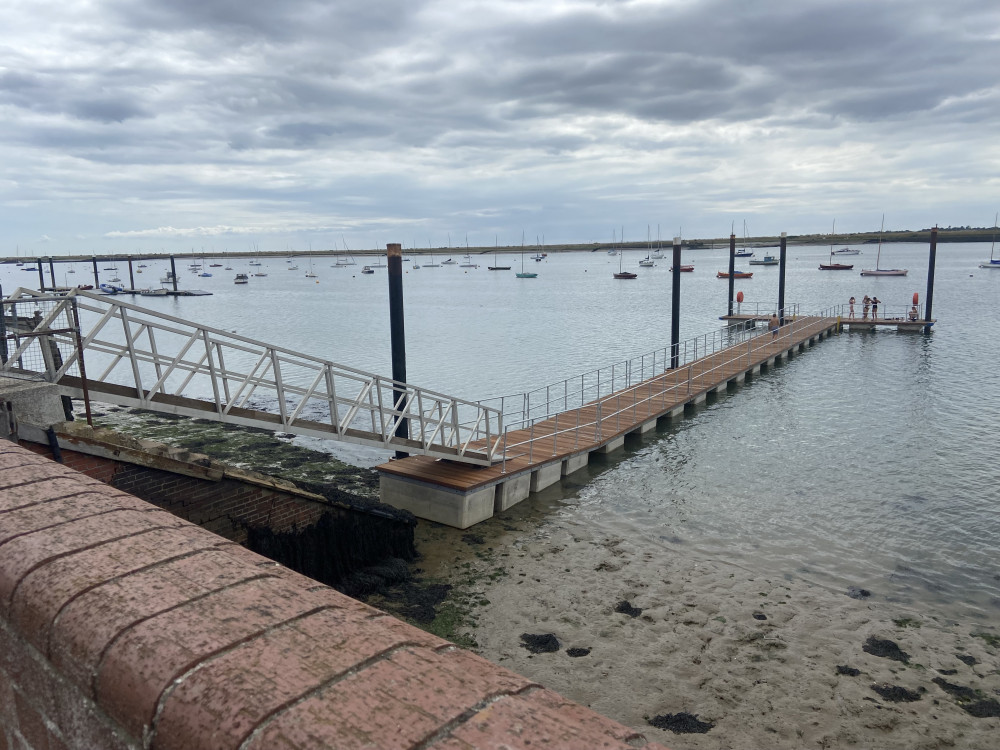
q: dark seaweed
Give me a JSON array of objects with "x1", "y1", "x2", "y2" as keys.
[{"x1": 647, "y1": 713, "x2": 714, "y2": 734}]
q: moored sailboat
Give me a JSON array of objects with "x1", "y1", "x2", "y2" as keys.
[{"x1": 860, "y1": 215, "x2": 907, "y2": 276}]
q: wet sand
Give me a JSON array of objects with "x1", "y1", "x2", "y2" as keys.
[{"x1": 412, "y1": 507, "x2": 1000, "y2": 750}]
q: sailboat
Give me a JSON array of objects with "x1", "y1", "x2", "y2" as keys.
[
  {"x1": 819, "y1": 220, "x2": 854, "y2": 270},
  {"x1": 613, "y1": 246, "x2": 637, "y2": 279},
  {"x1": 305, "y1": 256, "x2": 318, "y2": 278},
  {"x1": 860, "y1": 215, "x2": 907, "y2": 276},
  {"x1": 735, "y1": 221, "x2": 754, "y2": 257},
  {"x1": 488, "y1": 237, "x2": 511, "y2": 270},
  {"x1": 515, "y1": 234, "x2": 537, "y2": 278},
  {"x1": 979, "y1": 213, "x2": 1000, "y2": 269}
]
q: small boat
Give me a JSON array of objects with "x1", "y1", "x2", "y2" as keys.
[
  {"x1": 832, "y1": 248, "x2": 860, "y2": 255},
  {"x1": 67, "y1": 268, "x2": 75, "y2": 274},
  {"x1": 979, "y1": 213, "x2": 1000, "y2": 269},
  {"x1": 515, "y1": 248, "x2": 537, "y2": 278},
  {"x1": 160, "y1": 272, "x2": 177, "y2": 284},
  {"x1": 748, "y1": 255, "x2": 779, "y2": 266},
  {"x1": 234, "y1": 273, "x2": 249, "y2": 284},
  {"x1": 441, "y1": 257, "x2": 456, "y2": 265},
  {"x1": 717, "y1": 270, "x2": 753, "y2": 278},
  {"x1": 198, "y1": 272, "x2": 212, "y2": 277},
  {"x1": 670, "y1": 264, "x2": 694, "y2": 272},
  {"x1": 361, "y1": 266, "x2": 375, "y2": 274},
  {"x1": 253, "y1": 272, "x2": 267, "y2": 277},
  {"x1": 209, "y1": 263, "x2": 223, "y2": 267},
  {"x1": 820, "y1": 219, "x2": 855, "y2": 270},
  {"x1": 287, "y1": 265, "x2": 299, "y2": 270},
  {"x1": 249, "y1": 261, "x2": 262, "y2": 266},
  {"x1": 734, "y1": 250, "x2": 753, "y2": 258},
  {"x1": 139, "y1": 288, "x2": 168, "y2": 296},
  {"x1": 224, "y1": 266, "x2": 233, "y2": 270},
  {"x1": 638, "y1": 256, "x2": 654, "y2": 268},
  {"x1": 76, "y1": 284, "x2": 94, "y2": 290},
  {"x1": 137, "y1": 264, "x2": 148, "y2": 268},
  {"x1": 860, "y1": 215, "x2": 907, "y2": 276},
  {"x1": 99, "y1": 283, "x2": 123, "y2": 294},
  {"x1": 613, "y1": 271, "x2": 638, "y2": 279}
]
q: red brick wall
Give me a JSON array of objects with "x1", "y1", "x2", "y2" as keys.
[
  {"x1": 18, "y1": 441, "x2": 325, "y2": 543},
  {"x1": 0, "y1": 442, "x2": 669, "y2": 750}
]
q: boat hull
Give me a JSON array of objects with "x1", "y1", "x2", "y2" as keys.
[
  {"x1": 819, "y1": 263, "x2": 854, "y2": 270},
  {"x1": 613, "y1": 272, "x2": 638, "y2": 279},
  {"x1": 859, "y1": 269, "x2": 907, "y2": 276},
  {"x1": 717, "y1": 271, "x2": 752, "y2": 278}
]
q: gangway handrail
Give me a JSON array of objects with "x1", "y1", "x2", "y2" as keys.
[
  {"x1": 1, "y1": 288, "x2": 502, "y2": 466},
  {"x1": 488, "y1": 310, "x2": 838, "y2": 468}
]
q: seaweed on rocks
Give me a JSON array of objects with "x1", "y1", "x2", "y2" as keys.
[
  {"x1": 955, "y1": 653, "x2": 978, "y2": 666},
  {"x1": 836, "y1": 665, "x2": 861, "y2": 676},
  {"x1": 847, "y1": 586, "x2": 872, "y2": 600},
  {"x1": 871, "y1": 683, "x2": 923, "y2": 703},
  {"x1": 863, "y1": 636, "x2": 910, "y2": 663},
  {"x1": 615, "y1": 600, "x2": 643, "y2": 618},
  {"x1": 931, "y1": 676, "x2": 980, "y2": 703},
  {"x1": 566, "y1": 647, "x2": 591, "y2": 657},
  {"x1": 520, "y1": 633, "x2": 560, "y2": 653},
  {"x1": 963, "y1": 699, "x2": 1000, "y2": 718},
  {"x1": 647, "y1": 713, "x2": 715, "y2": 734}
]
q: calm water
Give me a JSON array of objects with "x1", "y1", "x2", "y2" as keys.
[{"x1": 4, "y1": 242, "x2": 999, "y2": 622}]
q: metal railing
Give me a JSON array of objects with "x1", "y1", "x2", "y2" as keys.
[
  {"x1": 488, "y1": 309, "x2": 838, "y2": 471},
  {"x1": 0, "y1": 287, "x2": 502, "y2": 465}
]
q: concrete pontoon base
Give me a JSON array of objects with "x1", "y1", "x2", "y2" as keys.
[
  {"x1": 494, "y1": 472, "x2": 531, "y2": 512},
  {"x1": 562, "y1": 452, "x2": 590, "y2": 476},
  {"x1": 379, "y1": 473, "x2": 495, "y2": 529},
  {"x1": 530, "y1": 461, "x2": 563, "y2": 492}
]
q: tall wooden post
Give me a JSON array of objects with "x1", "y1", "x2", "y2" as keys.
[
  {"x1": 169, "y1": 257, "x2": 178, "y2": 291},
  {"x1": 777, "y1": 232, "x2": 788, "y2": 323},
  {"x1": 670, "y1": 237, "x2": 682, "y2": 369},
  {"x1": 36, "y1": 262, "x2": 45, "y2": 291},
  {"x1": 127, "y1": 257, "x2": 135, "y2": 291},
  {"x1": 925, "y1": 226, "x2": 938, "y2": 325},
  {"x1": 48, "y1": 259, "x2": 56, "y2": 290},
  {"x1": 387, "y1": 243, "x2": 409, "y2": 457},
  {"x1": 92, "y1": 257, "x2": 99, "y2": 288},
  {"x1": 727, "y1": 233, "x2": 736, "y2": 316}
]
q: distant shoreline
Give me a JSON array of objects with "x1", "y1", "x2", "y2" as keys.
[{"x1": 2, "y1": 227, "x2": 991, "y2": 264}]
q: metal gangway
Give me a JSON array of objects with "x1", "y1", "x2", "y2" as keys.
[{"x1": 0, "y1": 287, "x2": 502, "y2": 465}]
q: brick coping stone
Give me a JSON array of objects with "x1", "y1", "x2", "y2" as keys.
[{"x1": 0, "y1": 441, "x2": 669, "y2": 750}]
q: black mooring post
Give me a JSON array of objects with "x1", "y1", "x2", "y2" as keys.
[
  {"x1": 127, "y1": 257, "x2": 135, "y2": 291},
  {"x1": 925, "y1": 226, "x2": 937, "y2": 326},
  {"x1": 36, "y1": 261, "x2": 45, "y2": 291},
  {"x1": 92, "y1": 257, "x2": 99, "y2": 288},
  {"x1": 48, "y1": 258, "x2": 56, "y2": 290},
  {"x1": 777, "y1": 232, "x2": 788, "y2": 324},
  {"x1": 670, "y1": 236, "x2": 682, "y2": 369},
  {"x1": 387, "y1": 243, "x2": 409, "y2": 458},
  {"x1": 727, "y1": 233, "x2": 736, "y2": 316},
  {"x1": 169, "y1": 257, "x2": 178, "y2": 291}
]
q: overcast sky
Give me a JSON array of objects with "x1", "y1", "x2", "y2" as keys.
[{"x1": 2, "y1": 0, "x2": 999, "y2": 256}]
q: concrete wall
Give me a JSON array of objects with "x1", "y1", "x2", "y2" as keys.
[{"x1": 0, "y1": 442, "x2": 668, "y2": 750}]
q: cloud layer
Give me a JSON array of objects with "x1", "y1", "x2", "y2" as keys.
[{"x1": 2, "y1": 0, "x2": 999, "y2": 253}]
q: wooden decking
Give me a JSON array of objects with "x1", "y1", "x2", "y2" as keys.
[{"x1": 378, "y1": 315, "x2": 839, "y2": 494}]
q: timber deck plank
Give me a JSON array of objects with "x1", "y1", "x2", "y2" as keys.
[{"x1": 379, "y1": 316, "x2": 837, "y2": 492}]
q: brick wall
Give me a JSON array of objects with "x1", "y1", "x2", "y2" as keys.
[
  {"x1": 0, "y1": 441, "x2": 670, "y2": 750},
  {"x1": 19, "y1": 440, "x2": 325, "y2": 543}
]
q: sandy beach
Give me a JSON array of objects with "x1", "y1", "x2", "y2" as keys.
[{"x1": 408, "y1": 505, "x2": 1000, "y2": 750}]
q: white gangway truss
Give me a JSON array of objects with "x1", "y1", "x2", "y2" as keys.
[{"x1": 0, "y1": 288, "x2": 503, "y2": 466}]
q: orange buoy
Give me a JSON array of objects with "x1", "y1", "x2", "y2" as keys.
[
  {"x1": 736, "y1": 291, "x2": 744, "y2": 303},
  {"x1": 912, "y1": 292, "x2": 919, "y2": 305}
]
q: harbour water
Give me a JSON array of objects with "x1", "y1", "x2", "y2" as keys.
[{"x1": 3, "y1": 241, "x2": 999, "y2": 624}]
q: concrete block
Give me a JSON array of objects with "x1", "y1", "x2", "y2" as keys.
[
  {"x1": 494, "y1": 473, "x2": 531, "y2": 512},
  {"x1": 379, "y1": 474, "x2": 494, "y2": 529},
  {"x1": 561, "y1": 452, "x2": 589, "y2": 477},
  {"x1": 638, "y1": 419, "x2": 656, "y2": 434},
  {"x1": 732, "y1": 372, "x2": 746, "y2": 384},
  {"x1": 668, "y1": 405, "x2": 685, "y2": 418},
  {"x1": 691, "y1": 393, "x2": 707, "y2": 405},
  {"x1": 596, "y1": 435, "x2": 625, "y2": 454},
  {"x1": 751, "y1": 364, "x2": 761, "y2": 375},
  {"x1": 529, "y1": 461, "x2": 562, "y2": 492},
  {"x1": 0, "y1": 377, "x2": 66, "y2": 428}
]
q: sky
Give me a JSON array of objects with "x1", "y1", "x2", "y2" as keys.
[{"x1": 2, "y1": 0, "x2": 999, "y2": 256}]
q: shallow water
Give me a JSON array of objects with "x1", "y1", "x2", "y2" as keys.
[{"x1": 5, "y1": 241, "x2": 998, "y2": 622}]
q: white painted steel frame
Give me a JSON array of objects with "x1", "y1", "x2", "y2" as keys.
[{"x1": 1, "y1": 288, "x2": 502, "y2": 465}]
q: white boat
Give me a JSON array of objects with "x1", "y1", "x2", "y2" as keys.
[
  {"x1": 160, "y1": 271, "x2": 177, "y2": 284},
  {"x1": 638, "y1": 256, "x2": 654, "y2": 267},
  {"x1": 979, "y1": 213, "x2": 1000, "y2": 268},
  {"x1": 139, "y1": 287, "x2": 168, "y2": 296},
  {"x1": 361, "y1": 266, "x2": 375, "y2": 274},
  {"x1": 234, "y1": 273, "x2": 249, "y2": 284},
  {"x1": 459, "y1": 253, "x2": 479, "y2": 268},
  {"x1": 832, "y1": 247, "x2": 860, "y2": 255},
  {"x1": 305, "y1": 258, "x2": 318, "y2": 278},
  {"x1": 748, "y1": 255, "x2": 779, "y2": 266},
  {"x1": 441, "y1": 258, "x2": 456, "y2": 265},
  {"x1": 860, "y1": 215, "x2": 907, "y2": 276}
]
